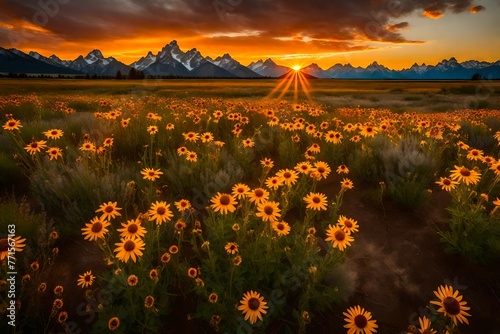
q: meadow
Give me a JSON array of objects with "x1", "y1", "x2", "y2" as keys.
[{"x1": 1, "y1": 78, "x2": 500, "y2": 333}]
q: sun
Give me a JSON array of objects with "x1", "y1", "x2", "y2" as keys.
[{"x1": 292, "y1": 65, "x2": 301, "y2": 71}]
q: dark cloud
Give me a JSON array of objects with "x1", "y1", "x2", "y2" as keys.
[
  {"x1": 470, "y1": 5, "x2": 486, "y2": 13},
  {"x1": 0, "y1": 0, "x2": 479, "y2": 49},
  {"x1": 386, "y1": 22, "x2": 410, "y2": 31}
]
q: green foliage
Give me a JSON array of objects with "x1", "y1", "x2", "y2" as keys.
[{"x1": 438, "y1": 183, "x2": 500, "y2": 264}]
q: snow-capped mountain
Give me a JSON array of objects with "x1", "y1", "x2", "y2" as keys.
[
  {"x1": 179, "y1": 48, "x2": 206, "y2": 71},
  {"x1": 247, "y1": 58, "x2": 290, "y2": 77},
  {"x1": 133, "y1": 41, "x2": 259, "y2": 77},
  {"x1": 140, "y1": 40, "x2": 192, "y2": 76},
  {"x1": 62, "y1": 50, "x2": 132, "y2": 76},
  {"x1": 207, "y1": 54, "x2": 260, "y2": 78},
  {"x1": 2, "y1": 40, "x2": 499, "y2": 79},
  {"x1": 130, "y1": 51, "x2": 156, "y2": 71}
]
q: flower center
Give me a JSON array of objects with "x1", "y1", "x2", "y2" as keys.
[
  {"x1": 31, "y1": 143, "x2": 38, "y2": 148},
  {"x1": 84, "y1": 275, "x2": 91, "y2": 282},
  {"x1": 354, "y1": 314, "x2": 368, "y2": 328},
  {"x1": 284, "y1": 172, "x2": 291, "y2": 179},
  {"x1": 105, "y1": 206, "x2": 114, "y2": 213},
  {"x1": 128, "y1": 224, "x2": 138, "y2": 233},
  {"x1": 277, "y1": 223, "x2": 285, "y2": 231},
  {"x1": 460, "y1": 168, "x2": 471, "y2": 177},
  {"x1": 443, "y1": 179, "x2": 451, "y2": 186},
  {"x1": 0, "y1": 238, "x2": 9, "y2": 252},
  {"x1": 149, "y1": 172, "x2": 155, "y2": 176},
  {"x1": 156, "y1": 207, "x2": 166, "y2": 215},
  {"x1": 219, "y1": 195, "x2": 231, "y2": 206},
  {"x1": 255, "y1": 189, "x2": 264, "y2": 197},
  {"x1": 317, "y1": 167, "x2": 325, "y2": 173},
  {"x1": 248, "y1": 297, "x2": 260, "y2": 311},
  {"x1": 443, "y1": 296, "x2": 460, "y2": 315},
  {"x1": 8, "y1": 121, "x2": 15, "y2": 127},
  {"x1": 334, "y1": 230, "x2": 345, "y2": 241},
  {"x1": 124, "y1": 240, "x2": 136, "y2": 252},
  {"x1": 312, "y1": 196, "x2": 321, "y2": 204},
  {"x1": 344, "y1": 220, "x2": 353, "y2": 228},
  {"x1": 91, "y1": 222, "x2": 103, "y2": 233},
  {"x1": 264, "y1": 206, "x2": 274, "y2": 215}
]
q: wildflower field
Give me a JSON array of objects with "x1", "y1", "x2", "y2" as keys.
[{"x1": 1, "y1": 79, "x2": 500, "y2": 333}]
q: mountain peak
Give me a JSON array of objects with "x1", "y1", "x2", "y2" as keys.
[
  {"x1": 87, "y1": 49, "x2": 104, "y2": 58},
  {"x1": 168, "y1": 40, "x2": 178, "y2": 46}
]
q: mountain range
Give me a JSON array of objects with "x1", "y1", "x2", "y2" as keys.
[{"x1": 0, "y1": 40, "x2": 499, "y2": 79}]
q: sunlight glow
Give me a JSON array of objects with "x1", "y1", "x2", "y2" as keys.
[
  {"x1": 267, "y1": 70, "x2": 311, "y2": 102},
  {"x1": 292, "y1": 65, "x2": 301, "y2": 71}
]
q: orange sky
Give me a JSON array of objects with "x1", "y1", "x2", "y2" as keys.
[{"x1": 1, "y1": 0, "x2": 498, "y2": 69}]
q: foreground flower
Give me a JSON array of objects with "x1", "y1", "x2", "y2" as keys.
[
  {"x1": 127, "y1": 274, "x2": 139, "y2": 286},
  {"x1": 57, "y1": 311, "x2": 68, "y2": 324},
  {"x1": 256, "y1": 201, "x2": 281, "y2": 222},
  {"x1": 148, "y1": 201, "x2": 173, "y2": 225},
  {"x1": 248, "y1": 188, "x2": 269, "y2": 204},
  {"x1": 313, "y1": 161, "x2": 331, "y2": 179},
  {"x1": 224, "y1": 242, "x2": 239, "y2": 254},
  {"x1": 272, "y1": 221, "x2": 291, "y2": 236},
  {"x1": 175, "y1": 199, "x2": 191, "y2": 212},
  {"x1": 81, "y1": 216, "x2": 111, "y2": 241},
  {"x1": 260, "y1": 158, "x2": 274, "y2": 168},
  {"x1": 238, "y1": 290, "x2": 269, "y2": 324},
  {"x1": 0, "y1": 236, "x2": 26, "y2": 260},
  {"x1": 265, "y1": 176, "x2": 283, "y2": 190},
  {"x1": 3, "y1": 118, "x2": 22, "y2": 131},
  {"x1": 490, "y1": 162, "x2": 500, "y2": 177},
  {"x1": 77, "y1": 270, "x2": 95, "y2": 288},
  {"x1": 117, "y1": 219, "x2": 147, "y2": 238},
  {"x1": 147, "y1": 125, "x2": 158, "y2": 135},
  {"x1": 95, "y1": 201, "x2": 122, "y2": 221},
  {"x1": 303, "y1": 192, "x2": 328, "y2": 211},
  {"x1": 430, "y1": 285, "x2": 471, "y2": 326},
  {"x1": 186, "y1": 151, "x2": 197, "y2": 162},
  {"x1": 343, "y1": 305, "x2": 378, "y2": 334},
  {"x1": 141, "y1": 167, "x2": 163, "y2": 181},
  {"x1": 114, "y1": 236, "x2": 145, "y2": 263},
  {"x1": 108, "y1": 317, "x2": 120, "y2": 331},
  {"x1": 24, "y1": 140, "x2": 47, "y2": 155},
  {"x1": 144, "y1": 295, "x2": 155, "y2": 308},
  {"x1": 46, "y1": 147, "x2": 63, "y2": 160},
  {"x1": 341, "y1": 178, "x2": 354, "y2": 189},
  {"x1": 416, "y1": 316, "x2": 436, "y2": 334},
  {"x1": 80, "y1": 141, "x2": 96, "y2": 152},
  {"x1": 450, "y1": 165, "x2": 481, "y2": 185},
  {"x1": 210, "y1": 193, "x2": 237, "y2": 214},
  {"x1": 43, "y1": 129, "x2": 63, "y2": 139},
  {"x1": 276, "y1": 169, "x2": 299, "y2": 186},
  {"x1": 338, "y1": 216, "x2": 359, "y2": 234},
  {"x1": 435, "y1": 177, "x2": 459, "y2": 192},
  {"x1": 232, "y1": 183, "x2": 251, "y2": 199},
  {"x1": 325, "y1": 225, "x2": 354, "y2": 251}
]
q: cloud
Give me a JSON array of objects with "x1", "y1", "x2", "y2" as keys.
[
  {"x1": 423, "y1": 10, "x2": 444, "y2": 19},
  {"x1": 469, "y1": 5, "x2": 486, "y2": 13},
  {"x1": 386, "y1": 22, "x2": 410, "y2": 31},
  {"x1": 0, "y1": 0, "x2": 478, "y2": 55}
]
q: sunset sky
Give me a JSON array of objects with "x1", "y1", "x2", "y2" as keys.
[{"x1": 0, "y1": 0, "x2": 498, "y2": 69}]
